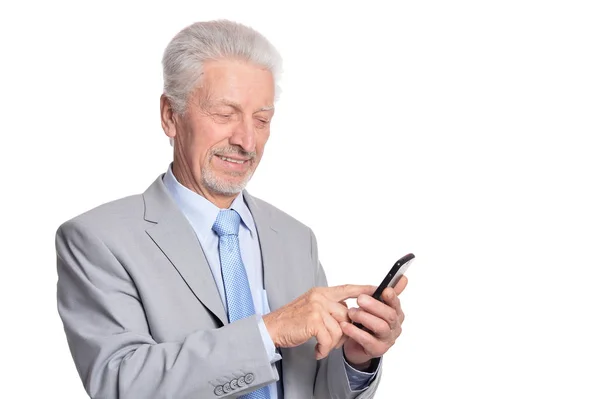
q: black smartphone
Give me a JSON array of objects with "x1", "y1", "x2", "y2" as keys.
[
  {"x1": 371, "y1": 253, "x2": 415, "y2": 301},
  {"x1": 353, "y1": 253, "x2": 415, "y2": 331}
]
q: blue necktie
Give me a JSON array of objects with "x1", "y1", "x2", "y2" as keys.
[{"x1": 213, "y1": 209, "x2": 271, "y2": 399}]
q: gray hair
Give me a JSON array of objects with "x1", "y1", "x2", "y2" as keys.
[{"x1": 162, "y1": 20, "x2": 283, "y2": 116}]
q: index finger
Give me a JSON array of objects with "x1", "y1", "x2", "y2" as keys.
[{"x1": 325, "y1": 284, "x2": 377, "y2": 301}]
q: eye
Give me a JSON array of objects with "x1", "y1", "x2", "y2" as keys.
[
  {"x1": 212, "y1": 113, "x2": 234, "y2": 123},
  {"x1": 255, "y1": 118, "x2": 270, "y2": 127}
]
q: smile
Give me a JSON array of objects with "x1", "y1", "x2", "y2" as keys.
[{"x1": 216, "y1": 155, "x2": 248, "y2": 164}]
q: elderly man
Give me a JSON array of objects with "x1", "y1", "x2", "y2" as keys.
[{"x1": 56, "y1": 20, "x2": 408, "y2": 398}]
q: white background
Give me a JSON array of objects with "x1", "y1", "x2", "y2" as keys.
[{"x1": 1, "y1": 0, "x2": 599, "y2": 398}]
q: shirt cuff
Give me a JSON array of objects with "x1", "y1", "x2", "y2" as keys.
[
  {"x1": 343, "y1": 355, "x2": 381, "y2": 391},
  {"x1": 256, "y1": 315, "x2": 282, "y2": 364}
]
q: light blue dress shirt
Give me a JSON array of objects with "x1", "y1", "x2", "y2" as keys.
[{"x1": 163, "y1": 164, "x2": 376, "y2": 396}]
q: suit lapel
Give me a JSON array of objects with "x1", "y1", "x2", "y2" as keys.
[
  {"x1": 144, "y1": 177, "x2": 302, "y2": 394},
  {"x1": 143, "y1": 175, "x2": 228, "y2": 326},
  {"x1": 141, "y1": 177, "x2": 293, "y2": 332},
  {"x1": 243, "y1": 191, "x2": 289, "y2": 313}
]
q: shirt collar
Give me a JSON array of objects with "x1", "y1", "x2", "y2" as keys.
[
  {"x1": 162, "y1": 163, "x2": 256, "y2": 238},
  {"x1": 230, "y1": 189, "x2": 257, "y2": 236}
]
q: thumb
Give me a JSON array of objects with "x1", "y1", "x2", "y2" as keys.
[{"x1": 394, "y1": 275, "x2": 408, "y2": 295}]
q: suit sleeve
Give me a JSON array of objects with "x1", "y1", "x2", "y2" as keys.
[
  {"x1": 56, "y1": 220, "x2": 278, "y2": 399},
  {"x1": 309, "y1": 228, "x2": 383, "y2": 399}
]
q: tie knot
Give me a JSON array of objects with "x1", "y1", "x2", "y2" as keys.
[{"x1": 212, "y1": 209, "x2": 241, "y2": 237}]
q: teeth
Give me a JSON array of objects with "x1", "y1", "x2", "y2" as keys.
[{"x1": 218, "y1": 155, "x2": 245, "y2": 164}]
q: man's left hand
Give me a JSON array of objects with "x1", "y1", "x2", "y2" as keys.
[{"x1": 341, "y1": 275, "x2": 408, "y2": 370}]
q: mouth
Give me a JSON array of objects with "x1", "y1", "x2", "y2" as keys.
[
  {"x1": 213, "y1": 154, "x2": 254, "y2": 173},
  {"x1": 215, "y1": 155, "x2": 250, "y2": 164}
]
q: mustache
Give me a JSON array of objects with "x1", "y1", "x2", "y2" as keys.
[{"x1": 211, "y1": 146, "x2": 256, "y2": 160}]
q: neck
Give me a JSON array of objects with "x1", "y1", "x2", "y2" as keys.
[{"x1": 171, "y1": 161, "x2": 236, "y2": 209}]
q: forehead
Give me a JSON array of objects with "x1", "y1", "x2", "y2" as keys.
[{"x1": 197, "y1": 58, "x2": 275, "y2": 107}]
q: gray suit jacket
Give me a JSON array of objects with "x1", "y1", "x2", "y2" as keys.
[{"x1": 56, "y1": 174, "x2": 381, "y2": 398}]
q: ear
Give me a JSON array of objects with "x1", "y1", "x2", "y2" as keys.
[{"x1": 160, "y1": 94, "x2": 178, "y2": 139}]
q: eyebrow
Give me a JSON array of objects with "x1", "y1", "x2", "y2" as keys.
[{"x1": 213, "y1": 99, "x2": 274, "y2": 113}]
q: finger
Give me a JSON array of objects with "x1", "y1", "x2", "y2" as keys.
[
  {"x1": 313, "y1": 313, "x2": 333, "y2": 360},
  {"x1": 307, "y1": 290, "x2": 355, "y2": 325},
  {"x1": 347, "y1": 307, "x2": 391, "y2": 338},
  {"x1": 326, "y1": 284, "x2": 377, "y2": 302},
  {"x1": 394, "y1": 275, "x2": 408, "y2": 295},
  {"x1": 322, "y1": 300, "x2": 352, "y2": 324},
  {"x1": 322, "y1": 312, "x2": 345, "y2": 350},
  {"x1": 357, "y1": 294, "x2": 398, "y2": 328},
  {"x1": 338, "y1": 334, "x2": 349, "y2": 348},
  {"x1": 340, "y1": 321, "x2": 387, "y2": 358},
  {"x1": 381, "y1": 287, "x2": 402, "y2": 316}
]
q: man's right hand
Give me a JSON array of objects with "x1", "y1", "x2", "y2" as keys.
[{"x1": 263, "y1": 285, "x2": 375, "y2": 360}]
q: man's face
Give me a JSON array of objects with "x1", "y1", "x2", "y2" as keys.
[{"x1": 168, "y1": 58, "x2": 275, "y2": 197}]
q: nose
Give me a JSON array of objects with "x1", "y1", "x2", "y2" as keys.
[{"x1": 229, "y1": 117, "x2": 256, "y2": 153}]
